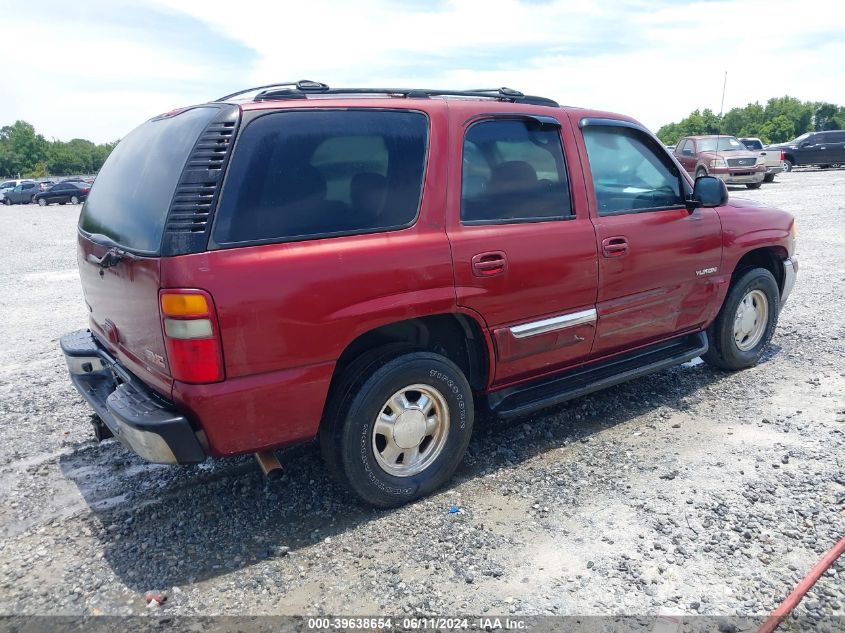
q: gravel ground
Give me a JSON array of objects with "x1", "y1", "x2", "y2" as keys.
[{"x1": 0, "y1": 170, "x2": 843, "y2": 626}]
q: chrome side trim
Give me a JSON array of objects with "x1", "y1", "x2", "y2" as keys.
[
  {"x1": 780, "y1": 257, "x2": 797, "y2": 308},
  {"x1": 510, "y1": 308, "x2": 597, "y2": 339}
]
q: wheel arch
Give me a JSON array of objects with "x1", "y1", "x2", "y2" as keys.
[
  {"x1": 330, "y1": 312, "x2": 491, "y2": 393},
  {"x1": 731, "y1": 246, "x2": 789, "y2": 293}
]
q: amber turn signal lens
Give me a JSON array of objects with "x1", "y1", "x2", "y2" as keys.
[{"x1": 160, "y1": 293, "x2": 208, "y2": 316}]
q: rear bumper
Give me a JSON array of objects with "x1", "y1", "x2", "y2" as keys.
[
  {"x1": 766, "y1": 164, "x2": 785, "y2": 175},
  {"x1": 60, "y1": 329, "x2": 206, "y2": 464}
]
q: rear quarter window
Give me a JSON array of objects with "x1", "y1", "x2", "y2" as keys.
[
  {"x1": 212, "y1": 110, "x2": 428, "y2": 246},
  {"x1": 79, "y1": 106, "x2": 220, "y2": 253}
]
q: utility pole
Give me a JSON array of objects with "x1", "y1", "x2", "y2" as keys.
[{"x1": 719, "y1": 71, "x2": 728, "y2": 118}]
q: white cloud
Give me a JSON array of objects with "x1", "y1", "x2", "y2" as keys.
[{"x1": 2, "y1": 0, "x2": 844, "y2": 142}]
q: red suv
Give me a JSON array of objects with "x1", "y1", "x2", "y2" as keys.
[{"x1": 61, "y1": 82, "x2": 797, "y2": 507}]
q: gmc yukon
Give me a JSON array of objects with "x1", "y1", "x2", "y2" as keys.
[{"x1": 61, "y1": 82, "x2": 797, "y2": 507}]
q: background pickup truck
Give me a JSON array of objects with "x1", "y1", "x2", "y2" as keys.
[{"x1": 739, "y1": 137, "x2": 785, "y2": 182}]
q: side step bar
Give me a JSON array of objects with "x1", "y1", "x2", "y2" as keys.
[{"x1": 487, "y1": 331, "x2": 708, "y2": 419}]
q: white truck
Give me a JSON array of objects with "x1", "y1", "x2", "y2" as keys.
[{"x1": 739, "y1": 137, "x2": 785, "y2": 182}]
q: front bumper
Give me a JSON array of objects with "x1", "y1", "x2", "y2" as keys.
[
  {"x1": 60, "y1": 330, "x2": 206, "y2": 464},
  {"x1": 781, "y1": 257, "x2": 797, "y2": 308},
  {"x1": 711, "y1": 169, "x2": 766, "y2": 185}
]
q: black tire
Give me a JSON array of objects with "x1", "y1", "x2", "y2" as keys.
[
  {"x1": 702, "y1": 268, "x2": 780, "y2": 371},
  {"x1": 695, "y1": 167, "x2": 707, "y2": 179},
  {"x1": 746, "y1": 182, "x2": 762, "y2": 189},
  {"x1": 30, "y1": 195, "x2": 37, "y2": 203},
  {"x1": 763, "y1": 173, "x2": 775, "y2": 183},
  {"x1": 321, "y1": 350, "x2": 474, "y2": 507},
  {"x1": 37, "y1": 198, "x2": 47, "y2": 206},
  {"x1": 3, "y1": 198, "x2": 9, "y2": 206},
  {"x1": 783, "y1": 159, "x2": 794, "y2": 172}
]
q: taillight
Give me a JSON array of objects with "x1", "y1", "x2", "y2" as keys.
[
  {"x1": 159, "y1": 290, "x2": 224, "y2": 384},
  {"x1": 780, "y1": 150, "x2": 785, "y2": 161}
]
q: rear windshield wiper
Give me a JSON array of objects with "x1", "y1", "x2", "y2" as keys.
[{"x1": 85, "y1": 234, "x2": 140, "y2": 268}]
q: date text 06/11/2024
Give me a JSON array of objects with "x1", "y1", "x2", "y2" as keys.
[{"x1": 306, "y1": 617, "x2": 528, "y2": 630}]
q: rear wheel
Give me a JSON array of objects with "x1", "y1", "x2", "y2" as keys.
[
  {"x1": 37, "y1": 198, "x2": 46, "y2": 206},
  {"x1": 321, "y1": 350, "x2": 474, "y2": 507},
  {"x1": 71, "y1": 195, "x2": 79, "y2": 204},
  {"x1": 763, "y1": 173, "x2": 775, "y2": 183},
  {"x1": 783, "y1": 159, "x2": 794, "y2": 172},
  {"x1": 702, "y1": 268, "x2": 780, "y2": 371},
  {"x1": 746, "y1": 182, "x2": 762, "y2": 189}
]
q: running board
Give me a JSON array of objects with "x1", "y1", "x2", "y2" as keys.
[{"x1": 487, "y1": 331, "x2": 708, "y2": 419}]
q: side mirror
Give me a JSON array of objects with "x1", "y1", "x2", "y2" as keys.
[
  {"x1": 688, "y1": 175, "x2": 728, "y2": 211},
  {"x1": 799, "y1": 141, "x2": 811, "y2": 148}
]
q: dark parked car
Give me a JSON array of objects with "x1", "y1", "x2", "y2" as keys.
[
  {"x1": 2, "y1": 181, "x2": 39, "y2": 204},
  {"x1": 767, "y1": 130, "x2": 845, "y2": 171},
  {"x1": 34, "y1": 181, "x2": 90, "y2": 206}
]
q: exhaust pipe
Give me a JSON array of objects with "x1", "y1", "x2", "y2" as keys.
[{"x1": 254, "y1": 450, "x2": 284, "y2": 481}]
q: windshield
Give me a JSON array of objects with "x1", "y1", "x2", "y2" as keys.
[
  {"x1": 785, "y1": 133, "x2": 812, "y2": 145},
  {"x1": 79, "y1": 106, "x2": 219, "y2": 253},
  {"x1": 698, "y1": 137, "x2": 746, "y2": 152}
]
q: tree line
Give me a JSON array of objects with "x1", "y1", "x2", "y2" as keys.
[
  {"x1": 0, "y1": 120, "x2": 117, "y2": 179},
  {"x1": 657, "y1": 96, "x2": 845, "y2": 146}
]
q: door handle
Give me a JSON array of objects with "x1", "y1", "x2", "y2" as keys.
[
  {"x1": 471, "y1": 251, "x2": 507, "y2": 277},
  {"x1": 601, "y1": 236, "x2": 629, "y2": 258}
]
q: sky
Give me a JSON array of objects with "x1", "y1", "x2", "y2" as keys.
[{"x1": 1, "y1": 0, "x2": 843, "y2": 143}]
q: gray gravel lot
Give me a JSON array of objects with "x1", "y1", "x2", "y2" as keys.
[{"x1": 0, "y1": 170, "x2": 843, "y2": 623}]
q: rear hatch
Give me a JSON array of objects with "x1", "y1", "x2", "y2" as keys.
[{"x1": 77, "y1": 104, "x2": 237, "y2": 395}]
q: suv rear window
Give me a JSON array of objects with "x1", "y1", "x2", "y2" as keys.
[
  {"x1": 212, "y1": 110, "x2": 428, "y2": 245},
  {"x1": 79, "y1": 106, "x2": 219, "y2": 253}
]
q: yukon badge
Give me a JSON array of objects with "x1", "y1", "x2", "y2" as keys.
[{"x1": 696, "y1": 266, "x2": 718, "y2": 277}]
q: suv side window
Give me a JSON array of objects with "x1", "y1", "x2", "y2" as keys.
[
  {"x1": 461, "y1": 118, "x2": 571, "y2": 224},
  {"x1": 827, "y1": 131, "x2": 845, "y2": 143},
  {"x1": 213, "y1": 110, "x2": 428, "y2": 245},
  {"x1": 679, "y1": 139, "x2": 693, "y2": 155},
  {"x1": 582, "y1": 125, "x2": 685, "y2": 216}
]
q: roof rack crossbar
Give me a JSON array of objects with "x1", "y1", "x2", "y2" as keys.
[{"x1": 245, "y1": 85, "x2": 558, "y2": 107}]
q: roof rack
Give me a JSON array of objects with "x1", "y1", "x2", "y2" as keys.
[{"x1": 215, "y1": 80, "x2": 559, "y2": 107}]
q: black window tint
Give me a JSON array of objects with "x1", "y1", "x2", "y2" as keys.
[
  {"x1": 824, "y1": 131, "x2": 845, "y2": 143},
  {"x1": 583, "y1": 126, "x2": 684, "y2": 216},
  {"x1": 742, "y1": 139, "x2": 763, "y2": 150},
  {"x1": 213, "y1": 110, "x2": 427, "y2": 245},
  {"x1": 461, "y1": 119, "x2": 571, "y2": 224},
  {"x1": 79, "y1": 106, "x2": 219, "y2": 253}
]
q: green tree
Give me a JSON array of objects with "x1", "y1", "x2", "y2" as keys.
[{"x1": 758, "y1": 115, "x2": 795, "y2": 144}]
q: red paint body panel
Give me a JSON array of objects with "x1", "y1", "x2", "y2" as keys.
[
  {"x1": 444, "y1": 102, "x2": 599, "y2": 384},
  {"x1": 73, "y1": 98, "x2": 796, "y2": 459},
  {"x1": 77, "y1": 240, "x2": 172, "y2": 396},
  {"x1": 172, "y1": 361, "x2": 335, "y2": 456}
]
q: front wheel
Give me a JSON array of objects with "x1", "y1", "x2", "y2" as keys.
[
  {"x1": 702, "y1": 268, "x2": 780, "y2": 371},
  {"x1": 321, "y1": 351, "x2": 474, "y2": 507},
  {"x1": 695, "y1": 167, "x2": 708, "y2": 179}
]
